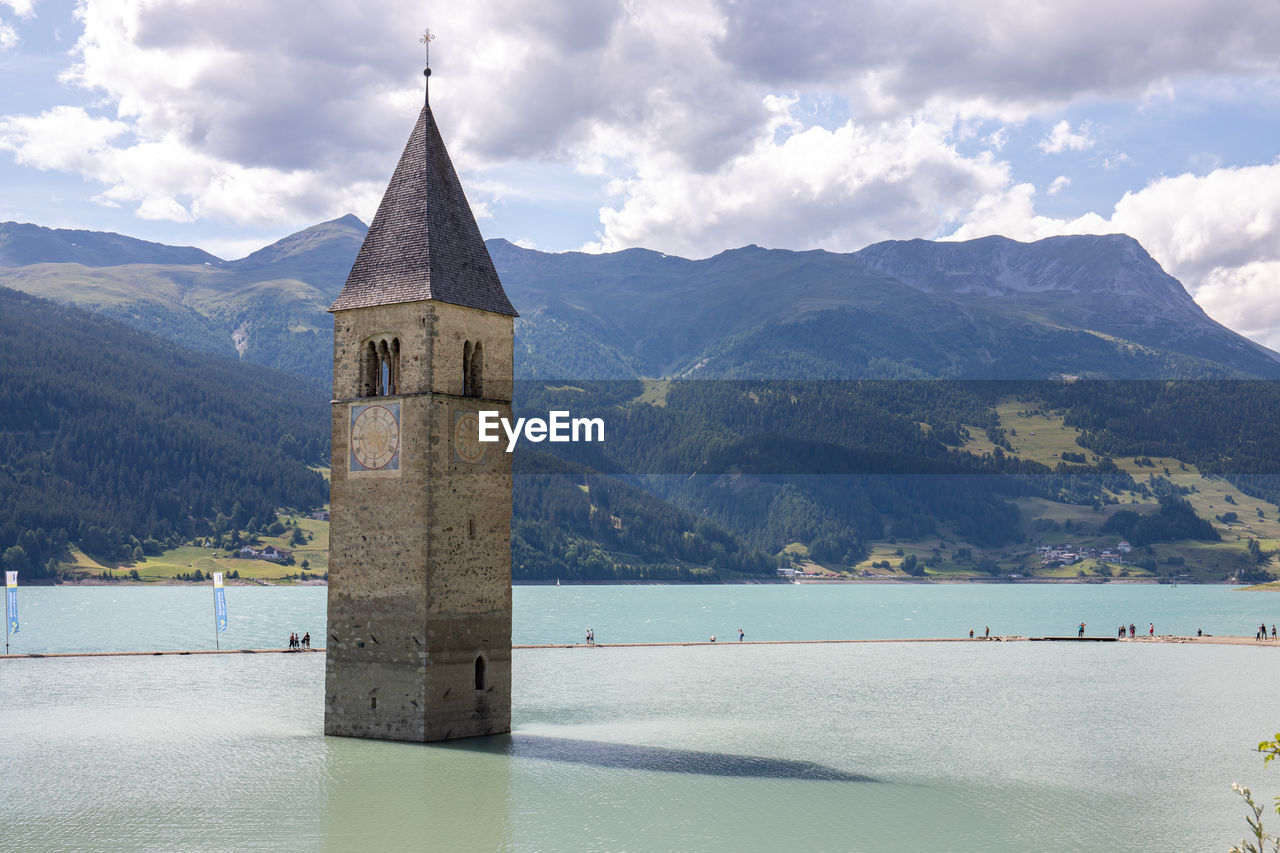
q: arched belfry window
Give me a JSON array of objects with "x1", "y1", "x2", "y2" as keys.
[
  {"x1": 474, "y1": 655, "x2": 486, "y2": 691},
  {"x1": 463, "y1": 340, "x2": 472, "y2": 395},
  {"x1": 463, "y1": 340, "x2": 484, "y2": 398},
  {"x1": 377, "y1": 340, "x2": 390, "y2": 395},
  {"x1": 390, "y1": 338, "x2": 400, "y2": 395},
  {"x1": 360, "y1": 335, "x2": 401, "y2": 397},
  {"x1": 362, "y1": 341, "x2": 378, "y2": 398}
]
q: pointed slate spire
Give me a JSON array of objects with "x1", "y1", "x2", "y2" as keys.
[{"x1": 330, "y1": 77, "x2": 516, "y2": 316}]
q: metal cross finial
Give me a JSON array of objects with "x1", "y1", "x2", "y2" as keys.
[{"x1": 420, "y1": 28, "x2": 436, "y2": 66}]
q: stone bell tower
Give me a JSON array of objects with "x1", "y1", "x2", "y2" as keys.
[{"x1": 324, "y1": 45, "x2": 517, "y2": 742}]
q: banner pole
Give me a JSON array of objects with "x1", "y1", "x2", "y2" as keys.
[
  {"x1": 5, "y1": 571, "x2": 15, "y2": 655},
  {"x1": 212, "y1": 572, "x2": 227, "y2": 651}
]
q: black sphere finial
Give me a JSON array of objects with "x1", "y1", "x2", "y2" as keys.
[{"x1": 420, "y1": 29, "x2": 436, "y2": 104}]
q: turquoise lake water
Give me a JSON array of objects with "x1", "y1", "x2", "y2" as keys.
[
  {"x1": 2, "y1": 584, "x2": 1279, "y2": 851},
  {"x1": 4, "y1": 582, "x2": 1280, "y2": 652}
]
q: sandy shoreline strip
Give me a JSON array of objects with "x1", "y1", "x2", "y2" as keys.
[
  {"x1": 517, "y1": 635, "x2": 1280, "y2": 648},
  {"x1": 4, "y1": 635, "x2": 1279, "y2": 659},
  {"x1": 0, "y1": 648, "x2": 327, "y2": 659}
]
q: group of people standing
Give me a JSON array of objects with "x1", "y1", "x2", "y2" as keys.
[
  {"x1": 288, "y1": 632, "x2": 310, "y2": 650},
  {"x1": 1117, "y1": 623, "x2": 1154, "y2": 638},
  {"x1": 1258, "y1": 624, "x2": 1277, "y2": 641}
]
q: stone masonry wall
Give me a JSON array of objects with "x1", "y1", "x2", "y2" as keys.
[{"x1": 326, "y1": 300, "x2": 513, "y2": 742}]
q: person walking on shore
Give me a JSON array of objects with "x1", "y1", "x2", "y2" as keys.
[
  {"x1": 1149, "y1": 622, "x2": 1154, "y2": 637},
  {"x1": 738, "y1": 628, "x2": 745, "y2": 642}
]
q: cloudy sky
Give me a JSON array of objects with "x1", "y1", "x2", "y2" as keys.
[{"x1": 3, "y1": 0, "x2": 1280, "y2": 345}]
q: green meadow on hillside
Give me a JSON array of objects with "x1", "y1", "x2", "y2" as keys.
[{"x1": 66, "y1": 513, "x2": 330, "y2": 584}]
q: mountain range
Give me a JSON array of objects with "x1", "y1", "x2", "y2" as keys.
[
  {"x1": 3, "y1": 217, "x2": 1278, "y2": 384},
  {"x1": 0, "y1": 216, "x2": 366, "y2": 380}
]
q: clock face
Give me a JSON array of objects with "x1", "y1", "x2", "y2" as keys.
[
  {"x1": 350, "y1": 403, "x2": 400, "y2": 471},
  {"x1": 454, "y1": 411, "x2": 485, "y2": 464}
]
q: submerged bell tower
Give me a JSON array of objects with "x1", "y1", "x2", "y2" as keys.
[{"x1": 324, "y1": 35, "x2": 517, "y2": 742}]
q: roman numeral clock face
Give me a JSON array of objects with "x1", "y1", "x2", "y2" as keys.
[
  {"x1": 350, "y1": 402, "x2": 400, "y2": 472},
  {"x1": 454, "y1": 411, "x2": 486, "y2": 464}
]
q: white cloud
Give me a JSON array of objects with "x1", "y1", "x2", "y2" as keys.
[
  {"x1": 1038, "y1": 120, "x2": 1093, "y2": 154},
  {"x1": 714, "y1": 0, "x2": 1280, "y2": 114},
  {"x1": 0, "y1": 0, "x2": 765, "y2": 230},
  {"x1": 0, "y1": 0, "x2": 36, "y2": 18},
  {"x1": 135, "y1": 195, "x2": 192, "y2": 222},
  {"x1": 0, "y1": 106, "x2": 130, "y2": 171},
  {"x1": 1194, "y1": 262, "x2": 1280, "y2": 349},
  {"x1": 0, "y1": 0, "x2": 33, "y2": 49},
  {"x1": 587, "y1": 100, "x2": 1009, "y2": 257},
  {"x1": 1047, "y1": 175, "x2": 1070, "y2": 195},
  {"x1": 0, "y1": 104, "x2": 384, "y2": 227}
]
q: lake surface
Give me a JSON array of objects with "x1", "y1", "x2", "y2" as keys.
[
  {"x1": 8, "y1": 582, "x2": 1280, "y2": 653},
  {"x1": 3, "y1": 584, "x2": 1279, "y2": 851}
]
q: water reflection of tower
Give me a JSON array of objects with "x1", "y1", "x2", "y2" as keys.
[{"x1": 319, "y1": 735, "x2": 515, "y2": 851}]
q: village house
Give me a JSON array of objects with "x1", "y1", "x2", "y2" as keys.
[
  {"x1": 259, "y1": 545, "x2": 292, "y2": 563},
  {"x1": 235, "y1": 544, "x2": 294, "y2": 563}
]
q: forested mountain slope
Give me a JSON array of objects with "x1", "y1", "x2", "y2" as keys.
[{"x1": 0, "y1": 287, "x2": 329, "y2": 576}]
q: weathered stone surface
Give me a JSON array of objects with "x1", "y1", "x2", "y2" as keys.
[{"x1": 326, "y1": 299, "x2": 514, "y2": 741}]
